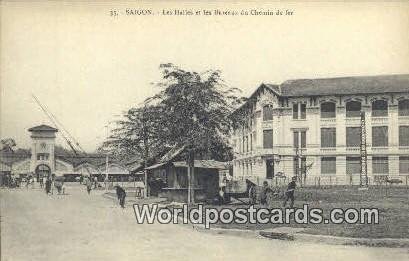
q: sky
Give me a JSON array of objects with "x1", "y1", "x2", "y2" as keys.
[{"x1": 1, "y1": 1, "x2": 409, "y2": 152}]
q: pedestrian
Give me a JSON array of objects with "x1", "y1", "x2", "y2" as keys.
[
  {"x1": 45, "y1": 178, "x2": 52, "y2": 195},
  {"x1": 25, "y1": 175, "x2": 31, "y2": 189},
  {"x1": 260, "y1": 181, "x2": 272, "y2": 206},
  {"x1": 114, "y1": 185, "x2": 126, "y2": 208},
  {"x1": 215, "y1": 186, "x2": 226, "y2": 205},
  {"x1": 85, "y1": 177, "x2": 92, "y2": 195},
  {"x1": 39, "y1": 176, "x2": 44, "y2": 188},
  {"x1": 248, "y1": 183, "x2": 257, "y2": 205},
  {"x1": 93, "y1": 176, "x2": 98, "y2": 189},
  {"x1": 283, "y1": 176, "x2": 297, "y2": 208}
]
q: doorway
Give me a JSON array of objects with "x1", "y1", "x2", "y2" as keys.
[{"x1": 35, "y1": 164, "x2": 51, "y2": 180}]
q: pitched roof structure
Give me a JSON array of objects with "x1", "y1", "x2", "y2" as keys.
[
  {"x1": 235, "y1": 74, "x2": 409, "y2": 114},
  {"x1": 278, "y1": 74, "x2": 409, "y2": 97},
  {"x1": 28, "y1": 124, "x2": 58, "y2": 132}
]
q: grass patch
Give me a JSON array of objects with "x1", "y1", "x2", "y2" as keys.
[{"x1": 205, "y1": 186, "x2": 409, "y2": 239}]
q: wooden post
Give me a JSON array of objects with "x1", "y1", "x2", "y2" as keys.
[{"x1": 187, "y1": 148, "x2": 195, "y2": 204}]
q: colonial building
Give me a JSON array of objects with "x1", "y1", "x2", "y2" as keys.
[
  {"x1": 0, "y1": 124, "x2": 130, "y2": 182},
  {"x1": 231, "y1": 74, "x2": 409, "y2": 186}
]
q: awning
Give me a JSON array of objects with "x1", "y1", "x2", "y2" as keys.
[{"x1": 172, "y1": 160, "x2": 227, "y2": 169}]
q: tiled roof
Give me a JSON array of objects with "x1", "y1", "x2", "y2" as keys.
[
  {"x1": 28, "y1": 124, "x2": 58, "y2": 132},
  {"x1": 277, "y1": 74, "x2": 409, "y2": 97}
]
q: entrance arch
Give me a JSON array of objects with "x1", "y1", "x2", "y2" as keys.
[{"x1": 35, "y1": 164, "x2": 51, "y2": 180}]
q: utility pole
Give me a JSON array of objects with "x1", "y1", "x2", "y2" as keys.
[
  {"x1": 360, "y1": 111, "x2": 368, "y2": 187},
  {"x1": 104, "y1": 125, "x2": 109, "y2": 190},
  {"x1": 142, "y1": 106, "x2": 149, "y2": 198}
]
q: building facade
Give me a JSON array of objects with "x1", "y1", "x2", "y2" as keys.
[
  {"x1": 0, "y1": 124, "x2": 130, "y2": 182},
  {"x1": 231, "y1": 74, "x2": 409, "y2": 186}
]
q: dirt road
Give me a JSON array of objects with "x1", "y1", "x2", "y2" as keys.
[{"x1": 1, "y1": 186, "x2": 408, "y2": 261}]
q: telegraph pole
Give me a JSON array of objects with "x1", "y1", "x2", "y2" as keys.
[
  {"x1": 142, "y1": 105, "x2": 149, "y2": 198},
  {"x1": 360, "y1": 111, "x2": 368, "y2": 187}
]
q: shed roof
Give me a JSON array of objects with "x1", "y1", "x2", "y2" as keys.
[{"x1": 172, "y1": 160, "x2": 228, "y2": 169}]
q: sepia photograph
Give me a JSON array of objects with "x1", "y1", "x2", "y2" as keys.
[{"x1": 1, "y1": 1, "x2": 409, "y2": 260}]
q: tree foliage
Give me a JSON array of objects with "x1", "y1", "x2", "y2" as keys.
[{"x1": 100, "y1": 63, "x2": 245, "y2": 163}]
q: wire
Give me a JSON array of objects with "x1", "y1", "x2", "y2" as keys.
[{"x1": 31, "y1": 94, "x2": 100, "y2": 176}]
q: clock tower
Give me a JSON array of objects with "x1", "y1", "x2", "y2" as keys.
[{"x1": 28, "y1": 125, "x2": 58, "y2": 179}]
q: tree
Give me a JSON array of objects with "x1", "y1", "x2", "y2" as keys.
[
  {"x1": 152, "y1": 63, "x2": 244, "y2": 159},
  {"x1": 151, "y1": 63, "x2": 244, "y2": 202},
  {"x1": 101, "y1": 63, "x2": 245, "y2": 203},
  {"x1": 0, "y1": 138, "x2": 16, "y2": 153},
  {"x1": 99, "y1": 104, "x2": 165, "y2": 164}
]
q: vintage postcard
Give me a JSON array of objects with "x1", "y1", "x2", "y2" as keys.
[{"x1": 1, "y1": 1, "x2": 409, "y2": 260}]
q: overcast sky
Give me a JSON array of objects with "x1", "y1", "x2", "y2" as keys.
[{"x1": 1, "y1": 1, "x2": 409, "y2": 152}]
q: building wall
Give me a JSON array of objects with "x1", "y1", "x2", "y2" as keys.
[{"x1": 232, "y1": 89, "x2": 409, "y2": 185}]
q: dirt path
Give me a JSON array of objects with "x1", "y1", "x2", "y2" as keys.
[{"x1": 1, "y1": 187, "x2": 408, "y2": 261}]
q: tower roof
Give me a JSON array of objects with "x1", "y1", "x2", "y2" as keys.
[{"x1": 28, "y1": 124, "x2": 58, "y2": 132}]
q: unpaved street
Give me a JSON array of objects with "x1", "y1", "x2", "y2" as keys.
[{"x1": 1, "y1": 186, "x2": 408, "y2": 261}]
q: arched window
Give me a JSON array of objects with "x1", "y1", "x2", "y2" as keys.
[
  {"x1": 399, "y1": 99, "x2": 409, "y2": 116},
  {"x1": 320, "y1": 102, "x2": 336, "y2": 118},
  {"x1": 372, "y1": 100, "x2": 388, "y2": 117},
  {"x1": 346, "y1": 101, "x2": 361, "y2": 118},
  {"x1": 263, "y1": 105, "x2": 273, "y2": 121}
]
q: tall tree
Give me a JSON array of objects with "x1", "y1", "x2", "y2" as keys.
[
  {"x1": 152, "y1": 63, "x2": 244, "y2": 160},
  {"x1": 151, "y1": 63, "x2": 244, "y2": 203}
]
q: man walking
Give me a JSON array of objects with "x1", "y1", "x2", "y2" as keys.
[
  {"x1": 283, "y1": 176, "x2": 297, "y2": 208},
  {"x1": 114, "y1": 185, "x2": 126, "y2": 208},
  {"x1": 85, "y1": 177, "x2": 92, "y2": 195},
  {"x1": 45, "y1": 177, "x2": 52, "y2": 195}
]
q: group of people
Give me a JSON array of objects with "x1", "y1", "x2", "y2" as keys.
[
  {"x1": 43, "y1": 175, "x2": 65, "y2": 195},
  {"x1": 253, "y1": 176, "x2": 297, "y2": 208},
  {"x1": 0, "y1": 174, "x2": 21, "y2": 188},
  {"x1": 215, "y1": 176, "x2": 297, "y2": 208}
]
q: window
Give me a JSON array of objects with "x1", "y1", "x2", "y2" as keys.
[
  {"x1": 321, "y1": 102, "x2": 336, "y2": 118},
  {"x1": 263, "y1": 129, "x2": 273, "y2": 148},
  {"x1": 321, "y1": 157, "x2": 336, "y2": 174},
  {"x1": 372, "y1": 126, "x2": 388, "y2": 147},
  {"x1": 346, "y1": 157, "x2": 361, "y2": 175},
  {"x1": 263, "y1": 105, "x2": 273, "y2": 121},
  {"x1": 398, "y1": 99, "x2": 409, "y2": 116},
  {"x1": 300, "y1": 103, "x2": 306, "y2": 119},
  {"x1": 399, "y1": 126, "x2": 409, "y2": 146},
  {"x1": 399, "y1": 156, "x2": 409, "y2": 174},
  {"x1": 346, "y1": 127, "x2": 360, "y2": 147},
  {"x1": 321, "y1": 128, "x2": 336, "y2": 148},
  {"x1": 266, "y1": 159, "x2": 274, "y2": 179},
  {"x1": 293, "y1": 103, "x2": 306, "y2": 119},
  {"x1": 250, "y1": 134, "x2": 253, "y2": 151},
  {"x1": 372, "y1": 157, "x2": 389, "y2": 174},
  {"x1": 346, "y1": 101, "x2": 361, "y2": 118},
  {"x1": 293, "y1": 104, "x2": 298, "y2": 119},
  {"x1": 301, "y1": 131, "x2": 306, "y2": 148},
  {"x1": 294, "y1": 156, "x2": 306, "y2": 176},
  {"x1": 36, "y1": 153, "x2": 49, "y2": 161},
  {"x1": 372, "y1": 100, "x2": 388, "y2": 117},
  {"x1": 293, "y1": 131, "x2": 306, "y2": 148}
]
